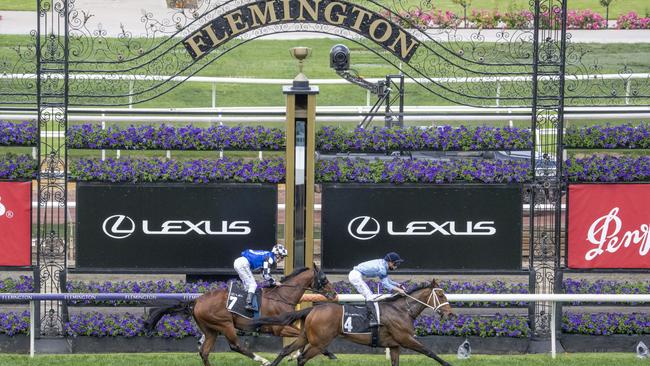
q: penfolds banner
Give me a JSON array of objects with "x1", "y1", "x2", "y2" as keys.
[
  {"x1": 0, "y1": 182, "x2": 31, "y2": 266},
  {"x1": 568, "y1": 184, "x2": 650, "y2": 269}
]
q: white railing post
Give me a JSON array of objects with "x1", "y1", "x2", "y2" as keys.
[
  {"x1": 101, "y1": 118, "x2": 106, "y2": 161},
  {"x1": 496, "y1": 81, "x2": 501, "y2": 107},
  {"x1": 30, "y1": 300, "x2": 35, "y2": 357},
  {"x1": 625, "y1": 79, "x2": 631, "y2": 105},
  {"x1": 128, "y1": 80, "x2": 134, "y2": 109},
  {"x1": 366, "y1": 90, "x2": 371, "y2": 107},
  {"x1": 212, "y1": 82, "x2": 217, "y2": 109},
  {"x1": 551, "y1": 300, "x2": 556, "y2": 359}
]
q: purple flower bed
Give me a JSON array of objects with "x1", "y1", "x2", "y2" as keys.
[
  {"x1": 562, "y1": 312, "x2": 650, "y2": 335},
  {"x1": 565, "y1": 124, "x2": 650, "y2": 149},
  {"x1": 0, "y1": 154, "x2": 37, "y2": 180},
  {"x1": 0, "y1": 276, "x2": 34, "y2": 293},
  {"x1": 0, "y1": 121, "x2": 37, "y2": 146},
  {"x1": 316, "y1": 126, "x2": 533, "y2": 152},
  {"x1": 0, "y1": 311, "x2": 30, "y2": 336},
  {"x1": 565, "y1": 155, "x2": 650, "y2": 182},
  {"x1": 415, "y1": 313, "x2": 530, "y2": 337},
  {"x1": 67, "y1": 124, "x2": 285, "y2": 151},
  {"x1": 316, "y1": 158, "x2": 531, "y2": 184},
  {"x1": 69, "y1": 157, "x2": 286, "y2": 183}
]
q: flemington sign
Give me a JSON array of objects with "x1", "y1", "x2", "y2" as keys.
[{"x1": 182, "y1": 0, "x2": 421, "y2": 62}]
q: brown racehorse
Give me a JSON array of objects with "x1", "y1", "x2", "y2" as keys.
[
  {"x1": 252, "y1": 279, "x2": 455, "y2": 366},
  {"x1": 144, "y1": 265, "x2": 337, "y2": 366}
]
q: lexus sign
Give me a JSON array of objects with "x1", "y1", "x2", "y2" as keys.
[
  {"x1": 76, "y1": 183, "x2": 277, "y2": 271},
  {"x1": 322, "y1": 185, "x2": 522, "y2": 271}
]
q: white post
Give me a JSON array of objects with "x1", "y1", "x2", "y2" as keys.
[
  {"x1": 30, "y1": 300, "x2": 35, "y2": 357},
  {"x1": 101, "y1": 118, "x2": 106, "y2": 161},
  {"x1": 212, "y1": 82, "x2": 217, "y2": 108},
  {"x1": 385, "y1": 347, "x2": 390, "y2": 360},
  {"x1": 258, "y1": 151, "x2": 263, "y2": 160},
  {"x1": 128, "y1": 80, "x2": 134, "y2": 109},
  {"x1": 166, "y1": 150, "x2": 171, "y2": 159},
  {"x1": 219, "y1": 118, "x2": 224, "y2": 159},
  {"x1": 366, "y1": 90, "x2": 371, "y2": 107},
  {"x1": 625, "y1": 79, "x2": 631, "y2": 105},
  {"x1": 32, "y1": 147, "x2": 37, "y2": 160},
  {"x1": 496, "y1": 82, "x2": 501, "y2": 107},
  {"x1": 551, "y1": 301, "x2": 556, "y2": 359}
]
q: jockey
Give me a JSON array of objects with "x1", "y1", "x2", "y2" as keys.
[
  {"x1": 348, "y1": 252, "x2": 406, "y2": 301},
  {"x1": 234, "y1": 244, "x2": 289, "y2": 311}
]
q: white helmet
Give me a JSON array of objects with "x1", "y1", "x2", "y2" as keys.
[{"x1": 272, "y1": 244, "x2": 288, "y2": 257}]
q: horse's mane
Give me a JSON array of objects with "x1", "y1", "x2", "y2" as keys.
[
  {"x1": 280, "y1": 267, "x2": 310, "y2": 282},
  {"x1": 381, "y1": 283, "x2": 431, "y2": 302}
]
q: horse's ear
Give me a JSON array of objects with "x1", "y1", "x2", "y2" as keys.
[
  {"x1": 431, "y1": 278, "x2": 439, "y2": 287},
  {"x1": 313, "y1": 262, "x2": 320, "y2": 271}
]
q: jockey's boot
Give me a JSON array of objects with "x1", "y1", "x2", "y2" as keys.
[
  {"x1": 367, "y1": 302, "x2": 379, "y2": 328},
  {"x1": 245, "y1": 292, "x2": 255, "y2": 311}
]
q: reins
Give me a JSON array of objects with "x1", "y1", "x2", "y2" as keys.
[{"x1": 403, "y1": 287, "x2": 449, "y2": 317}]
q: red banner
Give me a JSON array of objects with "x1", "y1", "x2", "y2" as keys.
[
  {"x1": 568, "y1": 184, "x2": 650, "y2": 269},
  {"x1": 0, "y1": 182, "x2": 31, "y2": 266}
]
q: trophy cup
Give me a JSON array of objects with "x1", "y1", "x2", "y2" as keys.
[{"x1": 289, "y1": 46, "x2": 312, "y2": 90}]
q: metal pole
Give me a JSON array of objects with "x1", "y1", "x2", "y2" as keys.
[
  {"x1": 212, "y1": 82, "x2": 217, "y2": 108},
  {"x1": 551, "y1": 300, "x2": 556, "y2": 358},
  {"x1": 29, "y1": 300, "x2": 35, "y2": 357}
]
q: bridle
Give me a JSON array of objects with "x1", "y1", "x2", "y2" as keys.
[{"x1": 404, "y1": 287, "x2": 449, "y2": 318}]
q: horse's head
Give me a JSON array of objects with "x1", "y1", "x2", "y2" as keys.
[
  {"x1": 429, "y1": 278, "x2": 454, "y2": 320},
  {"x1": 311, "y1": 263, "x2": 337, "y2": 300}
]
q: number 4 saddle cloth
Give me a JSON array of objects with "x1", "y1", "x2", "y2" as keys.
[
  {"x1": 227, "y1": 281, "x2": 263, "y2": 319},
  {"x1": 341, "y1": 302, "x2": 380, "y2": 334}
]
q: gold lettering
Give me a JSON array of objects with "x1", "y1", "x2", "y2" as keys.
[
  {"x1": 282, "y1": 0, "x2": 292, "y2": 21},
  {"x1": 297, "y1": 0, "x2": 320, "y2": 21},
  {"x1": 368, "y1": 18, "x2": 392, "y2": 43},
  {"x1": 324, "y1": 2, "x2": 346, "y2": 25},
  {"x1": 202, "y1": 23, "x2": 228, "y2": 46},
  {"x1": 388, "y1": 30, "x2": 420, "y2": 60},
  {"x1": 184, "y1": 33, "x2": 207, "y2": 58},
  {"x1": 248, "y1": 1, "x2": 279, "y2": 27},
  {"x1": 350, "y1": 6, "x2": 373, "y2": 31},
  {"x1": 224, "y1": 10, "x2": 250, "y2": 36}
]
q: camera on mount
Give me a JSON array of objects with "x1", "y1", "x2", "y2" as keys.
[{"x1": 329, "y1": 44, "x2": 350, "y2": 71}]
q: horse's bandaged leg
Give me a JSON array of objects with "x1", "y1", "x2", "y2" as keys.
[
  {"x1": 288, "y1": 350, "x2": 301, "y2": 361},
  {"x1": 253, "y1": 353, "x2": 270, "y2": 366}
]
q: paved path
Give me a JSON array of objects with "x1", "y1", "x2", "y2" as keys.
[{"x1": 1, "y1": 1, "x2": 650, "y2": 42}]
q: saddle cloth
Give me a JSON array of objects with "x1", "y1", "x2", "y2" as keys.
[
  {"x1": 341, "y1": 303, "x2": 380, "y2": 334},
  {"x1": 227, "y1": 281, "x2": 262, "y2": 319}
]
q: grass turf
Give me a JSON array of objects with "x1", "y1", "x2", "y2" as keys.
[{"x1": 0, "y1": 352, "x2": 645, "y2": 366}]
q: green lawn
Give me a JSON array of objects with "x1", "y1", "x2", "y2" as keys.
[
  {"x1": 0, "y1": 353, "x2": 645, "y2": 366},
  {"x1": 1, "y1": 0, "x2": 647, "y2": 17}
]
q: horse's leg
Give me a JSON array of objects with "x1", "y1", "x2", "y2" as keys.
[
  {"x1": 389, "y1": 346, "x2": 400, "y2": 366},
  {"x1": 198, "y1": 327, "x2": 218, "y2": 366},
  {"x1": 397, "y1": 335, "x2": 452, "y2": 366},
  {"x1": 321, "y1": 348, "x2": 338, "y2": 360},
  {"x1": 297, "y1": 343, "x2": 327, "y2": 366},
  {"x1": 268, "y1": 334, "x2": 309, "y2": 366},
  {"x1": 222, "y1": 325, "x2": 270, "y2": 366}
]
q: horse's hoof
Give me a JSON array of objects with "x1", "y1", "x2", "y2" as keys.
[{"x1": 327, "y1": 354, "x2": 337, "y2": 360}]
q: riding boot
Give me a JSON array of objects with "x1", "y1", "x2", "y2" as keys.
[
  {"x1": 367, "y1": 302, "x2": 379, "y2": 328},
  {"x1": 245, "y1": 292, "x2": 255, "y2": 311}
]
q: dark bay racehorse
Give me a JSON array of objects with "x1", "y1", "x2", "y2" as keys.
[
  {"x1": 252, "y1": 279, "x2": 455, "y2": 366},
  {"x1": 144, "y1": 265, "x2": 337, "y2": 366}
]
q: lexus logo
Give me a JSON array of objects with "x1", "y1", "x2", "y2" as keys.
[
  {"x1": 102, "y1": 215, "x2": 136, "y2": 239},
  {"x1": 348, "y1": 216, "x2": 380, "y2": 240}
]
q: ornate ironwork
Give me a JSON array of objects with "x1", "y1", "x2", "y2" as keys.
[
  {"x1": 529, "y1": 0, "x2": 566, "y2": 337},
  {"x1": 35, "y1": 0, "x2": 69, "y2": 336}
]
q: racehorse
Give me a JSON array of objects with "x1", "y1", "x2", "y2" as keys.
[
  {"x1": 251, "y1": 279, "x2": 455, "y2": 366},
  {"x1": 144, "y1": 265, "x2": 337, "y2": 366}
]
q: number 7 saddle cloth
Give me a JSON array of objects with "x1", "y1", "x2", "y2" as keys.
[
  {"x1": 341, "y1": 302, "x2": 380, "y2": 334},
  {"x1": 227, "y1": 281, "x2": 263, "y2": 319}
]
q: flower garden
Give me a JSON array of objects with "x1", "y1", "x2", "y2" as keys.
[
  {"x1": 0, "y1": 277, "x2": 648, "y2": 338},
  {"x1": 0, "y1": 120, "x2": 648, "y2": 341}
]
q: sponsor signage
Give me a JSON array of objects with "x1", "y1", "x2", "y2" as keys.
[
  {"x1": 0, "y1": 182, "x2": 31, "y2": 266},
  {"x1": 183, "y1": 0, "x2": 420, "y2": 62},
  {"x1": 76, "y1": 183, "x2": 277, "y2": 270},
  {"x1": 321, "y1": 185, "x2": 522, "y2": 271},
  {"x1": 568, "y1": 184, "x2": 650, "y2": 269}
]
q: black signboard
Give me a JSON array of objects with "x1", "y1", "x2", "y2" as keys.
[
  {"x1": 76, "y1": 183, "x2": 277, "y2": 271},
  {"x1": 321, "y1": 185, "x2": 522, "y2": 272}
]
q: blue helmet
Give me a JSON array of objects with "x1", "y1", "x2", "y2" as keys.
[{"x1": 384, "y1": 252, "x2": 404, "y2": 264}]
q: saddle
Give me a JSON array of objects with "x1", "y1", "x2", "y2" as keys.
[
  {"x1": 227, "y1": 281, "x2": 262, "y2": 319},
  {"x1": 342, "y1": 302, "x2": 381, "y2": 347}
]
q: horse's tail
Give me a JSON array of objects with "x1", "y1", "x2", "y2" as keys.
[
  {"x1": 249, "y1": 307, "x2": 314, "y2": 328},
  {"x1": 143, "y1": 300, "x2": 194, "y2": 333}
]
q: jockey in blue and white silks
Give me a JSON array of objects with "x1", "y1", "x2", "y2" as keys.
[
  {"x1": 348, "y1": 252, "x2": 406, "y2": 301},
  {"x1": 234, "y1": 244, "x2": 288, "y2": 310}
]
